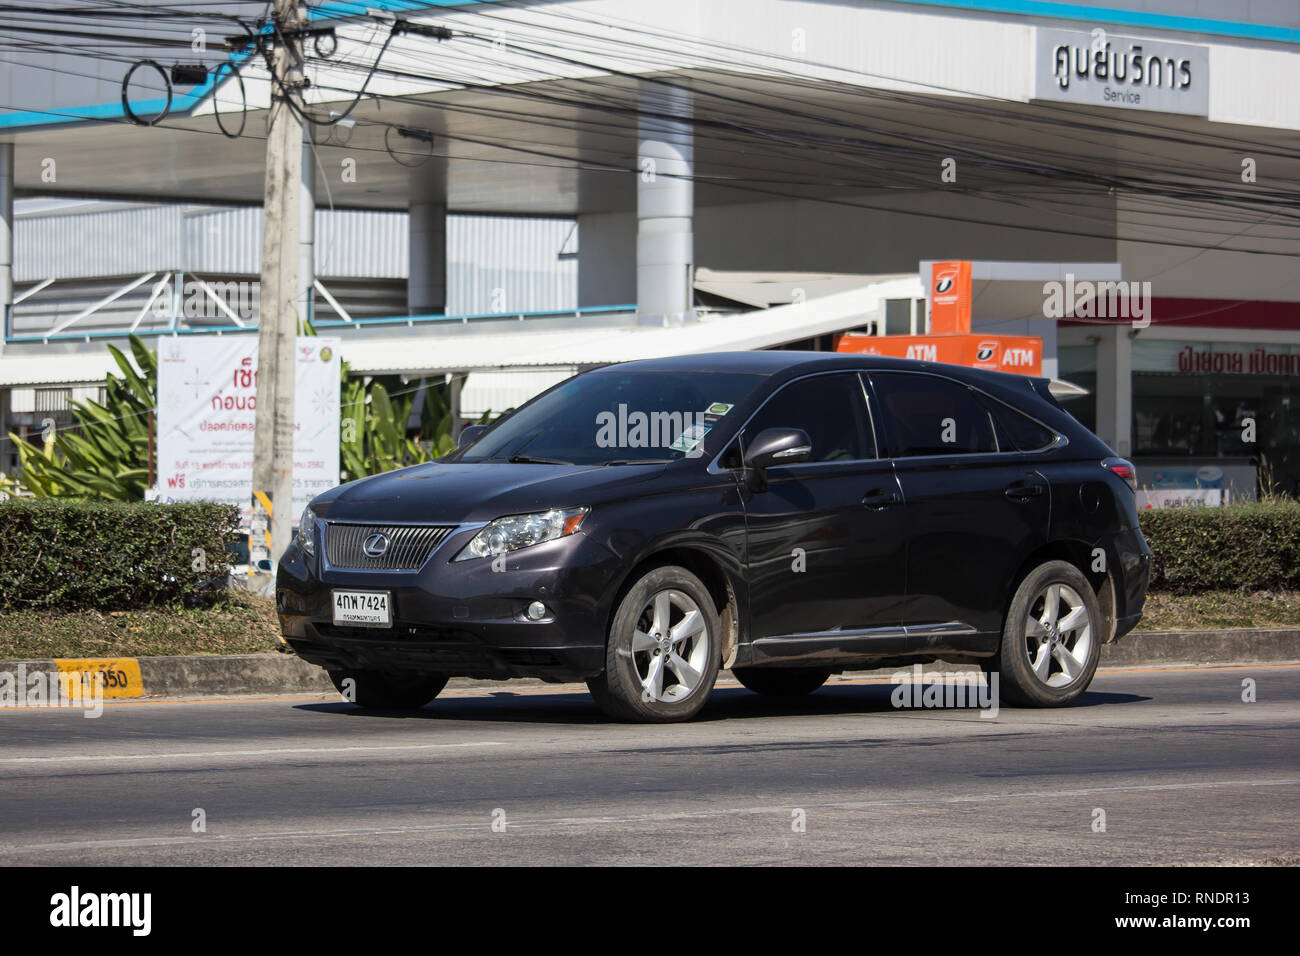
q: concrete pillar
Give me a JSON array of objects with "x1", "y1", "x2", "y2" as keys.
[
  {"x1": 637, "y1": 85, "x2": 694, "y2": 326},
  {"x1": 0, "y1": 142, "x2": 13, "y2": 354},
  {"x1": 1095, "y1": 326, "x2": 1133, "y2": 457},
  {"x1": 297, "y1": 133, "x2": 315, "y2": 326},
  {"x1": 408, "y1": 168, "x2": 447, "y2": 315}
]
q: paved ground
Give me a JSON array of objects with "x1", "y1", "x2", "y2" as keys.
[{"x1": 1, "y1": 664, "x2": 1296, "y2": 865}]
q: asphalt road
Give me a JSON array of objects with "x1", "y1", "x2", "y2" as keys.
[{"x1": 1, "y1": 664, "x2": 1297, "y2": 866}]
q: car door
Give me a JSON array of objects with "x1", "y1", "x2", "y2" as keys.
[
  {"x1": 866, "y1": 370, "x2": 1051, "y2": 637},
  {"x1": 736, "y1": 371, "x2": 907, "y2": 641}
]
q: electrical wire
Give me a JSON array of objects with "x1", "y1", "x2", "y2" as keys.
[{"x1": 1, "y1": 1, "x2": 1297, "y2": 259}]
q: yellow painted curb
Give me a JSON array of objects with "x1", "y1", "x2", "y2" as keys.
[{"x1": 53, "y1": 658, "x2": 145, "y2": 700}]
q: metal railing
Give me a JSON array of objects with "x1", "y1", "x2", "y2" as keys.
[{"x1": 3, "y1": 302, "x2": 638, "y2": 344}]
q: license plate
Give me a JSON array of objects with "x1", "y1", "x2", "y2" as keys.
[{"x1": 332, "y1": 590, "x2": 392, "y2": 628}]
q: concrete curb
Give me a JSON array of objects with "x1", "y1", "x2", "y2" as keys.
[
  {"x1": 1099, "y1": 628, "x2": 1300, "y2": 666},
  {"x1": 1, "y1": 628, "x2": 1296, "y2": 700}
]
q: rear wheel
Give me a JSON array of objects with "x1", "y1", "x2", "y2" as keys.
[
  {"x1": 732, "y1": 667, "x2": 831, "y2": 697},
  {"x1": 996, "y1": 560, "x2": 1101, "y2": 707},
  {"x1": 328, "y1": 669, "x2": 447, "y2": 710},
  {"x1": 587, "y1": 565, "x2": 721, "y2": 723}
]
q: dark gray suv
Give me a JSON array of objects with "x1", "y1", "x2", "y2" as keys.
[{"x1": 277, "y1": 352, "x2": 1151, "y2": 723}]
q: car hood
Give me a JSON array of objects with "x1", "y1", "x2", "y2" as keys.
[{"x1": 312, "y1": 459, "x2": 670, "y2": 524}]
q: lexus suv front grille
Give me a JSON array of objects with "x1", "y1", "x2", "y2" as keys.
[{"x1": 323, "y1": 523, "x2": 456, "y2": 570}]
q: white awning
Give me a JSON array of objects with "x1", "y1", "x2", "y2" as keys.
[
  {"x1": 0, "y1": 276, "x2": 925, "y2": 387},
  {"x1": 0, "y1": 353, "x2": 118, "y2": 387},
  {"x1": 342, "y1": 277, "x2": 925, "y2": 376}
]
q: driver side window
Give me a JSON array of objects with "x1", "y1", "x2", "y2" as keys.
[{"x1": 742, "y1": 373, "x2": 875, "y2": 463}]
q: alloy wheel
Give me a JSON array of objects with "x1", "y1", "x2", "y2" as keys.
[
  {"x1": 631, "y1": 588, "x2": 711, "y2": 703},
  {"x1": 1023, "y1": 582, "x2": 1093, "y2": 688}
]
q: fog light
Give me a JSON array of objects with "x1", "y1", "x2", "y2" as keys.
[{"x1": 526, "y1": 601, "x2": 547, "y2": 621}]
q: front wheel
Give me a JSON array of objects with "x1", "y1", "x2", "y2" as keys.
[
  {"x1": 329, "y1": 669, "x2": 448, "y2": 710},
  {"x1": 587, "y1": 565, "x2": 721, "y2": 723},
  {"x1": 995, "y1": 560, "x2": 1101, "y2": 707}
]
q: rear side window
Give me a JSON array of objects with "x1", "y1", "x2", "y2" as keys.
[
  {"x1": 870, "y1": 372, "x2": 997, "y2": 456},
  {"x1": 743, "y1": 373, "x2": 874, "y2": 462},
  {"x1": 983, "y1": 398, "x2": 1058, "y2": 452}
]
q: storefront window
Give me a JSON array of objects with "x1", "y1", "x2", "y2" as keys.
[{"x1": 1131, "y1": 341, "x2": 1300, "y2": 495}]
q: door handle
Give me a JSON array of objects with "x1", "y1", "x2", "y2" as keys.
[
  {"x1": 1004, "y1": 481, "x2": 1045, "y2": 501},
  {"x1": 862, "y1": 488, "x2": 899, "y2": 510}
]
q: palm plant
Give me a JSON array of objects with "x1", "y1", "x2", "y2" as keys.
[{"x1": 10, "y1": 337, "x2": 154, "y2": 499}]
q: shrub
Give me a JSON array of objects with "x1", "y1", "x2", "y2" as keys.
[
  {"x1": 0, "y1": 499, "x2": 241, "y2": 611},
  {"x1": 1140, "y1": 500, "x2": 1300, "y2": 594}
]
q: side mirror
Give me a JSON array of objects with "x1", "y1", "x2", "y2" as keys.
[
  {"x1": 457, "y1": 424, "x2": 488, "y2": 448},
  {"x1": 743, "y1": 427, "x2": 813, "y2": 473}
]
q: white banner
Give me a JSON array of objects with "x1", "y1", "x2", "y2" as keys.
[
  {"x1": 1138, "y1": 488, "x2": 1225, "y2": 510},
  {"x1": 155, "y1": 335, "x2": 341, "y2": 527}
]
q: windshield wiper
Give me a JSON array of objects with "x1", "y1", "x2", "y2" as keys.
[
  {"x1": 507, "y1": 454, "x2": 573, "y2": 465},
  {"x1": 601, "y1": 458, "x2": 674, "y2": 466}
]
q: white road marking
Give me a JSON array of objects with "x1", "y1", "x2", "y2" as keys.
[
  {"x1": 2, "y1": 776, "x2": 1295, "y2": 855},
  {"x1": 0, "y1": 741, "x2": 504, "y2": 764}
]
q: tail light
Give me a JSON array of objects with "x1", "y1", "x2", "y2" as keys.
[{"x1": 1102, "y1": 457, "x2": 1137, "y2": 492}]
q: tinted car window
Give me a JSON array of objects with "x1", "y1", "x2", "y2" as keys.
[
  {"x1": 460, "y1": 370, "x2": 766, "y2": 465},
  {"x1": 743, "y1": 373, "x2": 874, "y2": 462},
  {"x1": 871, "y1": 372, "x2": 997, "y2": 456},
  {"x1": 983, "y1": 398, "x2": 1058, "y2": 452}
]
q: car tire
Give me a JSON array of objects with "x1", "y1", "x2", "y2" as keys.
[
  {"x1": 587, "y1": 565, "x2": 722, "y2": 723},
  {"x1": 329, "y1": 669, "x2": 448, "y2": 710},
  {"x1": 732, "y1": 667, "x2": 831, "y2": 697},
  {"x1": 996, "y1": 560, "x2": 1101, "y2": 707}
]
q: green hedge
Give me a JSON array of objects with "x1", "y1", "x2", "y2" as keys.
[
  {"x1": 0, "y1": 499, "x2": 241, "y2": 611},
  {"x1": 1140, "y1": 500, "x2": 1300, "y2": 594}
]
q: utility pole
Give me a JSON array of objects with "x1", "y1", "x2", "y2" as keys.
[{"x1": 251, "y1": 0, "x2": 305, "y2": 568}]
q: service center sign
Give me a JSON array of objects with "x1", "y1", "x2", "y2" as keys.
[
  {"x1": 156, "y1": 335, "x2": 340, "y2": 527},
  {"x1": 1034, "y1": 28, "x2": 1209, "y2": 117}
]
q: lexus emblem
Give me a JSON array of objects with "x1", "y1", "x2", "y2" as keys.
[{"x1": 362, "y1": 532, "x2": 390, "y2": 557}]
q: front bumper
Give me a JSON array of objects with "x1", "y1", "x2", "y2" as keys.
[{"x1": 276, "y1": 526, "x2": 620, "y2": 682}]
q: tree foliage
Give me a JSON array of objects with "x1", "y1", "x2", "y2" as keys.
[{"x1": 9, "y1": 337, "x2": 155, "y2": 500}]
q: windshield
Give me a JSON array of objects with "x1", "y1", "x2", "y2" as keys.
[{"x1": 459, "y1": 369, "x2": 766, "y2": 465}]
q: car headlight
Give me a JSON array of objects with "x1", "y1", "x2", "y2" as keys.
[
  {"x1": 298, "y1": 504, "x2": 317, "y2": 557},
  {"x1": 454, "y1": 507, "x2": 588, "y2": 561}
]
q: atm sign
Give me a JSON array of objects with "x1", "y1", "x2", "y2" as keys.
[{"x1": 835, "y1": 333, "x2": 1042, "y2": 376}]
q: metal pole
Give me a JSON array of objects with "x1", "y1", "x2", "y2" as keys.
[
  {"x1": 251, "y1": 0, "x2": 304, "y2": 566},
  {"x1": 0, "y1": 142, "x2": 13, "y2": 359},
  {"x1": 298, "y1": 129, "x2": 315, "y2": 326}
]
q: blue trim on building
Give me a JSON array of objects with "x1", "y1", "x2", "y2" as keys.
[
  {"x1": 888, "y1": 0, "x2": 1299, "y2": 44},
  {"x1": 0, "y1": 0, "x2": 1294, "y2": 132},
  {"x1": 0, "y1": 0, "x2": 500, "y2": 130}
]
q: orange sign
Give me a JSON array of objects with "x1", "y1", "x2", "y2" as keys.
[
  {"x1": 835, "y1": 333, "x2": 1042, "y2": 376},
  {"x1": 929, "y1": 260, "x2": 972, "y2": 334}
]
